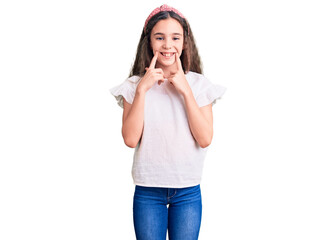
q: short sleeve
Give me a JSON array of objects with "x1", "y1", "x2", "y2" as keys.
[
  {"x1": 195, "y1": 77, "x2": 227, "y2": 108},
  {"x1": 109, "y1": 76, "x2": 141, "y2": 108}
]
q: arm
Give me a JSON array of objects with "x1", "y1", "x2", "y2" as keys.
[
  {"x1": 182, "y1": 89, "x2": 213, "y2": 148},
  {"x1": 166, "y1": 53, "x2": 213, "y2": 148},
  {"x1": 121, "y1": 52, "x2": 164, "y2": 148},
  {"x1": 121, "y1": 88, "x2": 146, "y2": 148},
  {"x1": 168, "y1": 54, "x2": 213, "y2": 148}
]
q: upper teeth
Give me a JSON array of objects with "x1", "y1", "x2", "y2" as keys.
[{"x1": 163, "y1": 53, "x2": 173, "y2": 57}]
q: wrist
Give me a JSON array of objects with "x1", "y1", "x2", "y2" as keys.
[
  {"x1": 136, "y1": 84, "x2": 147, "y2": 96},
  {"x1": 182, "y1": 86, "x2": 193, "y2": 99}
]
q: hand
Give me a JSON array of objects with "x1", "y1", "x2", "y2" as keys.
[
  {"x1": 137, "y1": 51, "x2": 164, "y2": 93},
  {"x1": 167, "y1": 53, "x2": 192, "y2": 96}
]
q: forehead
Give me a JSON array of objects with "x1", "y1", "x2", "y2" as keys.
[{"x1": 151, "y1": 18, "x2": 183, "y2": 35}]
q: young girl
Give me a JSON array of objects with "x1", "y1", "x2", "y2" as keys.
[{"x1": 110, "y1": 4, "x2": 226, "y2": 240}]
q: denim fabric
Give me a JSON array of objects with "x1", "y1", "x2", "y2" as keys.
[{"x1": 133, "y1": 184, "x2": 202, "y2": 240}]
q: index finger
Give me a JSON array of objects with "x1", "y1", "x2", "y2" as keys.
[
  {"x1": 175, "y1": 52, "x2": 183, "y2": 71},
  {"x1": 149, "y1": 51, "x2": 159, "y2": 69}
]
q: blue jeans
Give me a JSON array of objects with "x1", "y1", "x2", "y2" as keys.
[{"x1": 133, "y1": 184, "x2": 202, "y2": 240}]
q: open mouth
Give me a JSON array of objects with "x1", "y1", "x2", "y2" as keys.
[{"x1": 160, "y1": 52, "x2": 175, "y2": 57}]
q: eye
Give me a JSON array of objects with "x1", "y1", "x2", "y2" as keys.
[
  {"x1": 156, "y1": 37, "x2": 164, "y2": 40},
  {"x1": 173, "y1": 37, "x2": 180, "y2": 41}
]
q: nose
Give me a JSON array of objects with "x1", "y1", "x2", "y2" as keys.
[{"x1": 163, "y1": 38, "x2": 172, "y2": 49}]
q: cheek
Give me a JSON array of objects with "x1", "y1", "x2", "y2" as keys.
[
  {"x1": 150, "y1": 39, "x2": 156, "y2": 50},
  {"x1": 152, "y1": 44, "x2": 160, "y2": 52},
  {"x1": 178, "y1": 41, "x2": 184, "y2": 50},
  {"x1": 151, "y1": 40, "x2": 158, "y2": 48},
  {"x1": 176, "y1": 44, "x2": 184, "y2": 54}
]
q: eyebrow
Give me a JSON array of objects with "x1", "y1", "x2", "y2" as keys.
[{"x1": 153, "y1": 32, "x2": 183, "y2": 36}]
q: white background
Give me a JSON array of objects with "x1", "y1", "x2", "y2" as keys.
[{"x1": 1, "y1": 0, "x2": 335, "y2": 239}]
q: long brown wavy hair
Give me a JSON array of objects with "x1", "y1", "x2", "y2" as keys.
[{"x1": 129, "y1": 11, "x2": 203, "y2": 77}]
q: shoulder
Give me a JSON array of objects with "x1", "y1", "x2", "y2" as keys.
[
  {"x1": 126, "y1": 75, "x2": 141, "y2": 86},
  {"x1": 110, "y1": 75, "x2": 142, "y2": 108},
  {"x1": 186, "y1": 71, "x2": 206, "y2": 80},
  {"x1": 119, "y1": 75, "x2": 141, "y2": 91},
  {"x1": 126, "y1": 75, "x2": 141, "y2": 83},
  {"x1": 110, "y1": 75, "x2": 141, "y2": 93},
  {"x1": 186, "y1": 71, "x2": 227, "y2": 107},
  {"x1": 186, "y1": 71, "x2": 212, "y2": 92}
]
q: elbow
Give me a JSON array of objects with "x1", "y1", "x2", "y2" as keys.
[
  {"x1": 198, "y1": 132, "x2": 213, "y2": 148},
  {"x1": 122, "y1": 127, "x2": 139, "y2": 148},
  {"x1": 198, "y1": 137, "x2": 212, "y2": 148},
  {"x1": 122, "y1": 131, "x2": 139, "y2": 148},
  {"x1": 123, "y1": 137, "x2": 139, "y2": 148},
  {"x1": 199, "y1": 141, "x2": 211, "y2": 148}
]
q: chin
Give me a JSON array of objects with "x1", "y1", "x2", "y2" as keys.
[{"x1": 158, "y1": 59, "x2": 175, "y2": 67}]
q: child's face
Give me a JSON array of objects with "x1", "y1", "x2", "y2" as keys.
[{"x1": 150, "y1": 18, "x2": 184, "y2": 70}]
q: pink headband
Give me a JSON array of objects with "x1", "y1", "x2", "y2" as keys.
[{"x1": 144, "y1": 4, "x2": 188, "y2": 35}]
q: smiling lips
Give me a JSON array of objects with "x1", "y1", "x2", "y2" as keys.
[{"x1": 161, "y1": 52, "x2": 175, "y2": 57}]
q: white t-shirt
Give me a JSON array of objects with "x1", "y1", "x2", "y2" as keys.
[{"x1": 110, "y1": 71, "x2": 226, "y2": 188}]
